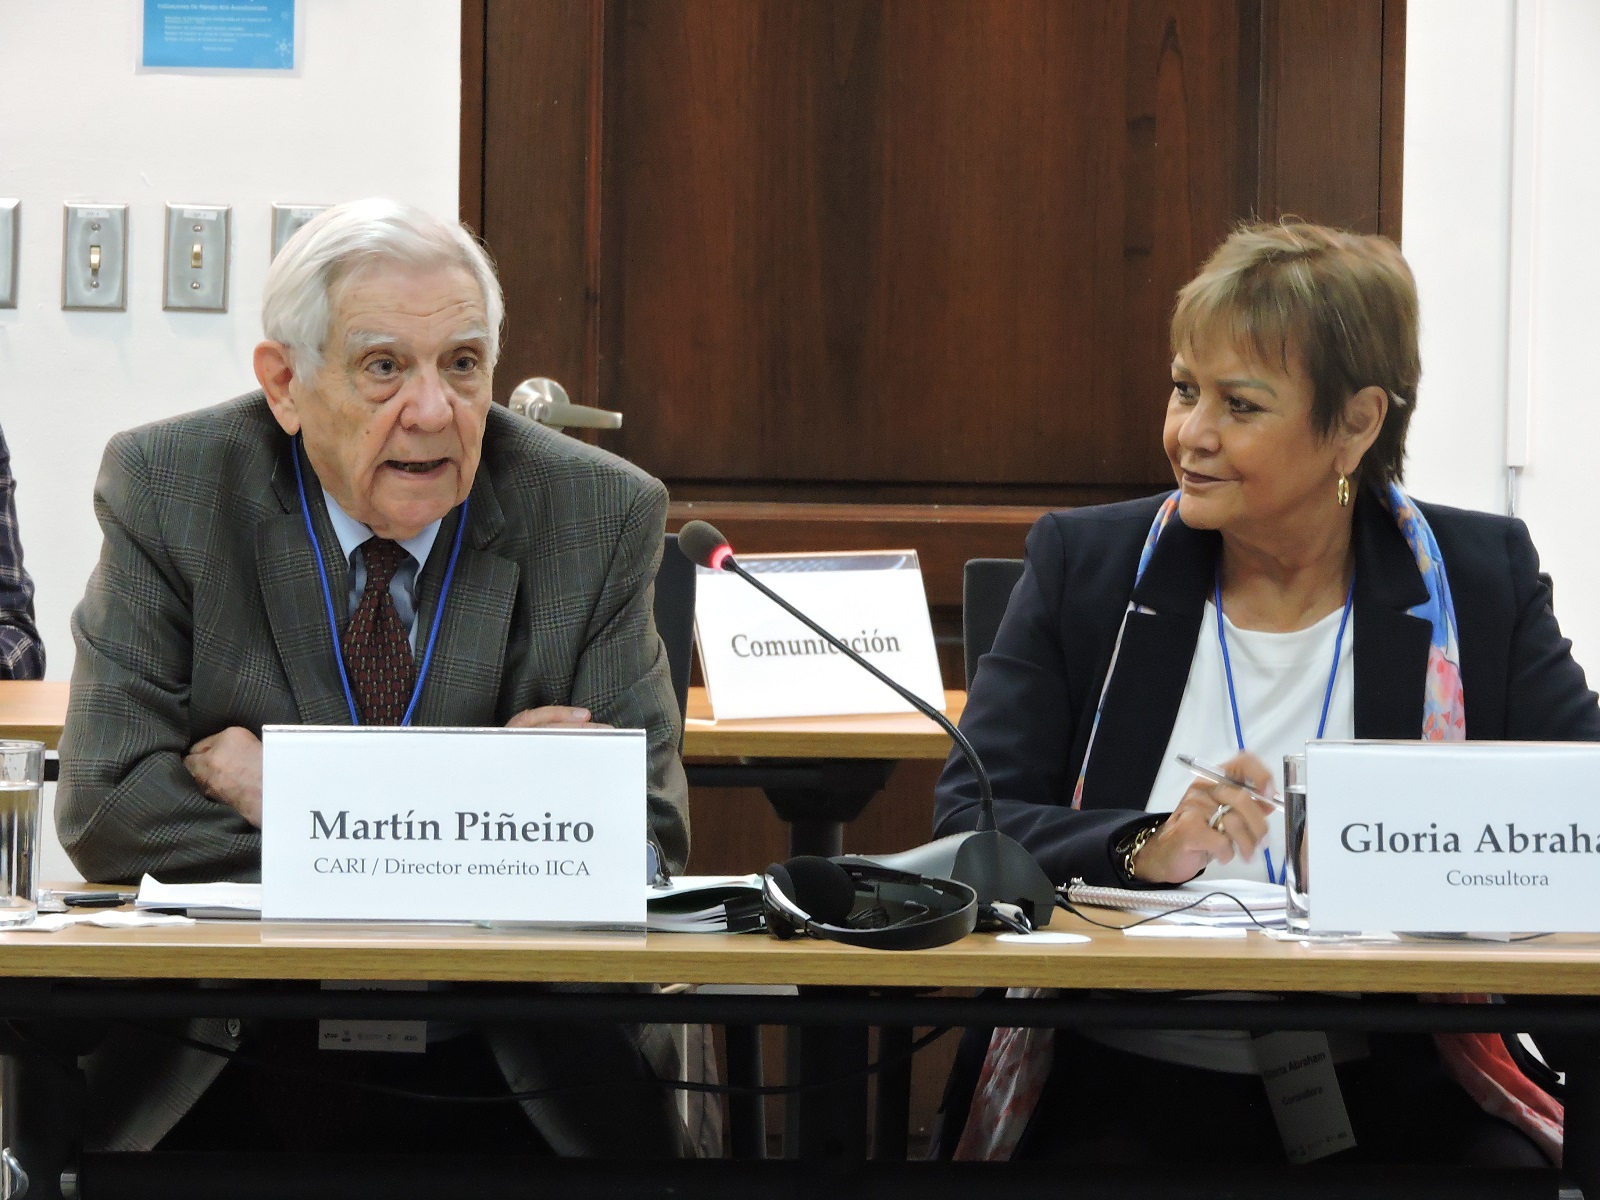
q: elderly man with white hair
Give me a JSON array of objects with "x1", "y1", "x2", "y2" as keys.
[{"x1": 56, "y1": 199, "x2": 689, "y2": 1157}]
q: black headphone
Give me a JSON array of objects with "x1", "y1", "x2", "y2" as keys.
[{"x1": 761, "y1": 856, "x2": 977, "y2": 950}]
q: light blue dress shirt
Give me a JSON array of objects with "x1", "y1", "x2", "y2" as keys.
[{"x1": 321, "y1": 489, "x2": 441, "y2": 652}]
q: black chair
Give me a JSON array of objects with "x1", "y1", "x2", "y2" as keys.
[
  {"x1": 653, "y1": 534, "x2": 696, "y2": 733},
  {"x1": 961, "y1": 558, "x2": 1025, "y2": 688}
]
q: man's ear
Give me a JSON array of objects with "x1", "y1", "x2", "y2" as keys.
[
  {"x1": 254, "y1": 341, "x2": 301, "y2": 436},
  {"x1": 1337, "y1": 385, "x2": 1388, "y2": 476}
]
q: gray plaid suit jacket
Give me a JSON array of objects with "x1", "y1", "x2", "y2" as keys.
[{"x1": 57, "y1": 392, "x2": 690, "y2": 1155}]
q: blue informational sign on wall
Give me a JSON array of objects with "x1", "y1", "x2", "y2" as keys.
[{"x1": 142, "y1": 0, "x2": 297, "y2": 72}]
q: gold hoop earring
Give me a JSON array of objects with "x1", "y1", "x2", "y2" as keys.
[{"x1": 1337, "y1": 475, "x2": 1351, "y2": 507}]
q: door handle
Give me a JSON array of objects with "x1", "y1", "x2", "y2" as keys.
[{"x1": 508, "y1": 378, "x2": 623, "y2": 430}]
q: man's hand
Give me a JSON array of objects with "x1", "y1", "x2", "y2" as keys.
[
  {"x1": 185, "y1": 726, "x2": 264, "y2": 828},
  {"x1": 505, "y1": 706, "x2": 610, "y2": 730}
]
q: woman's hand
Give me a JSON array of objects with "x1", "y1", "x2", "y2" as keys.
[{"x1": 1130, "y1": 751, "x2": 1277, "y2": 884}]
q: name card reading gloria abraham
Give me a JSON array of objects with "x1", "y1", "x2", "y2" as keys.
[
  {"x1": 1305, "y1": 740, "x2": 1600, "y2": 934},
  {"x1": 260, "y1": 726, "x2": 646, "y2": 927},
  {"x1": 694, "y1": 549, "x2": 944, "y2": 719}
]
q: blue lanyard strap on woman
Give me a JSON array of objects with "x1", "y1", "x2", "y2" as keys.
[
  {"x1": 1214, "y1": 564, "x2": 1354, "y2": 751},
  {"x1": 291, "y1": 434, "x2": 469, "y2": 726}
]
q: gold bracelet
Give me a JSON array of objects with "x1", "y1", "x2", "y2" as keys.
[{"x1": 1120, "y1": 822, "x2": 1159, "y2": 882}]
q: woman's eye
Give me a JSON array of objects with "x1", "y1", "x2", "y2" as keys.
[
  {"x1": 1172, "y1": 380, "x2": 1198, "y2": 402},
  {"x1": 1226, "y1": 395, "x2": 1260, "y2": 415}
]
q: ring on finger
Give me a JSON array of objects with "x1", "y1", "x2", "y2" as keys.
[{"x1": 1207, "y1": 803, "x2": 1233, "y2": 832}]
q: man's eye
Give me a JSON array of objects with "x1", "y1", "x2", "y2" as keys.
[
  {"x1": 450, "y1": 354, "x2": 479, "y2": 373},
  {"x1": 368, "y1": 357, "x2": 400, "y2": 377}
]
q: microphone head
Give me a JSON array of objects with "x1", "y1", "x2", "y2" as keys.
[{"x1": 677, "y1": 520, "x2": 734, "y2": 570}]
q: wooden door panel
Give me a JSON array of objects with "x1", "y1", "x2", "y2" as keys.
[
  {"x1": 601, "y1": 1, "x2": 1264, "y2": 491},
  {"x1": 469, "y1": 0, "x2": 1404, "y2": 529}
]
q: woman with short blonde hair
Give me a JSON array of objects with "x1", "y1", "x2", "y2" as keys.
[{"x1": 935, "y1": 221, "x2": 1597, "y2": 1167}]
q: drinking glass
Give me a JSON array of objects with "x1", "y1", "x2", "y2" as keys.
[
  {"x1": 0, "y1": 741, "x2": 44, "y2": 923},
  {"x1": 1284, "y1": 752, "x2": 1310, "y2": 932}
]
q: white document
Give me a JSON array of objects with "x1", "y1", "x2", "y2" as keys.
[
  {"x1": 694, "y1": 550, "x2": 944, "y2": 719},
  {"x1": 1307, "y1": 740, "x2": 1600, "y2": 933},
  {"x1": 260, "y1": 726, "x2": 647, "y2": 927},
  {"x1": 136, "y1": 875, "x2": 262, "y2": 916}
]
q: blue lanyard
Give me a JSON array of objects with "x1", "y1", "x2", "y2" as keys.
[
  {"x1": 290, "y1": 435, "x2": 469, "y2": 726},
  {"x1": 1214, "y1": 565, "x2": 1354, "y2": 752}
]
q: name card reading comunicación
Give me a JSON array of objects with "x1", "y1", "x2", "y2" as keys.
[
  {"x1": 1305, "y1": 740, "x2": 1600, "y2": 933},
  {"x1": 693, "y1": 550, "x2": 944, "y2": 720},
  {"x1": 260, "y1": 726, "x2": 645, "y2": 927}
]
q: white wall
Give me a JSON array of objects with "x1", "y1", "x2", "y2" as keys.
[
  {"x1": 0, "y1": 0, "x2": 461, "y2": 881},
  {"x1": 1404, "y1": 0, "x2": 1600, "y2": 677}
]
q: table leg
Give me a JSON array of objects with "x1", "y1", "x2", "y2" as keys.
[
  {"x1": 722, "y1": 1025, "x2": 767, "y2": 1159},
  {"x1": 785, "y1": 989, "x2": 869, "y2": 1161},
  {"x1": 762, "y1": 760, "x2": 897, "y2": 860},
  {"x1": 2, "y1": 1044, "x2": 83, "y2": 1200},
  {"x1": 686, "y1": 760, "x2": 899, "y2": 860},
  {"x1": 872, "y1": 1025, "x2": 913, "y2": 1160},
  {"x1": 1560, "y1": 1036, "x2": 1600, "y2": 1196}
]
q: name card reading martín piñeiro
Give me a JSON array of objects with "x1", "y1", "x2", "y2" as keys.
[{"x1": 260, "y1": 726, "x2": 645, "y2": 927}]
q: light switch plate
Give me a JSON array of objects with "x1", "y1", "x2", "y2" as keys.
[
  {"x1": 62, "y1": 203, "x2": 128, "y2": 311},
  {"x1": 164, "y1": 204, "x2": 231, "y2": 312},
  {"x1": 0, "y1": 200, "x2": 17, "y2": 308},
  {"x1": 271, "y1": 203, "x2": 329, "y2": 258}
]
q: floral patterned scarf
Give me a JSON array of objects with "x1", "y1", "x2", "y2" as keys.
[{"x1": 954, "y1": 485, "x2": 1562, "y2": 1164}]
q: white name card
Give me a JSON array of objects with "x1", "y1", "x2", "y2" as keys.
[
  {"x1": 261, "y1": 726, "x2": 646, "y2": 927},
  {"x1": 694, "y1": 550, "x2": 944, "y2": 719},
  {"x1": 1306, "y1": 740, "x2": 1600, "y2": 933}
]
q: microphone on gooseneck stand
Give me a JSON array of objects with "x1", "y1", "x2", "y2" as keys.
[{"x1": 677, "y1": 520, "x2": 1057, "y2": 929}]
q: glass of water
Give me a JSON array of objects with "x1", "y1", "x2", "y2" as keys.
[
  {"x1": 1284, "y1": 752, "x2": 1309, "y2": 931},
  {"x1": 0, "y1": 741, "x2": 44, "y2": 923}
]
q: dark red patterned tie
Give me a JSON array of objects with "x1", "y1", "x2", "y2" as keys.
[{"x1": 341, "y1": 537, "x2": 416, "y2": 725}]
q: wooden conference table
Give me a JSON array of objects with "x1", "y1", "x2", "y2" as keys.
[
  {"x1": 0, "y1": 915, "x2": 1595, "y2": 1196},
  {"x1": 0, "y1": 682, "x2": 961, "y2": 763},
  {"x1": 0, "y1": 682, "x2": 960, "y2": 856}
]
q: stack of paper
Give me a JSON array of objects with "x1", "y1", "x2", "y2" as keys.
[
  {"x1": 1066, "y1": 877, "x2": 1286, "y2": 929},
  {"x1": 136, "y1": 875, "x2": 262, "y2": 919},
  {"x1": 646, "y1": 875, "x2": 764, "y2": 933}
]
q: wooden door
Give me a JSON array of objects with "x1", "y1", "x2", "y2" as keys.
[{"x1": 466, "y1": 0, "x2": 1403, "y2": 610}]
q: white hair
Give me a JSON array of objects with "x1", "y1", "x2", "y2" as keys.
[{"x1": 261, "y1": 198, "x2": 504, "y2": 372}]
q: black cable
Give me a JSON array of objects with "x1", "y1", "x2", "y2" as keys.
[
  {"x1": 1055, "y1": 887, "x2": 1278, "y2": 932},
  {"x1": 127, "y1": 1020, "x2": 952, "y2": 1106},
  {"x1": 980, "y1": 903, "x2": 1032, "y2": 936}
]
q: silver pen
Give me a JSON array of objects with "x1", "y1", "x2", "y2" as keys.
[{"x1": 1175, "y1": 754, "x2": 1284, "y2": 810}]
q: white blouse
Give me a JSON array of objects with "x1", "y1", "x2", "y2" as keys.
[{"x1": 1146, "y1": 599, "x2": 1355, "y2": 884}]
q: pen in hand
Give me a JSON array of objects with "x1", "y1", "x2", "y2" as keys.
[{"x1": 1175, "y1": 754, "x2": 1283, "y2": 811}]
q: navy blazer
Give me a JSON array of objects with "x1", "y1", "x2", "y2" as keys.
[{"x1": 934, "y1": 488, "x2": 1600, "y2": 886}]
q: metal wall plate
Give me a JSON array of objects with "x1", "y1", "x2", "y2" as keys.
[
  {"x1": 163, "y1": 204, "x2": 231, "y2": 312},
  {"x1": 62, "y1": 203, "x2": 128, "y2": 311},
  {"x1": 271, "y1": 203, "x2": 329, "y2": 258},
  {"x1": 0, "y1": 200, "x2": 17, "y2": 309}
]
